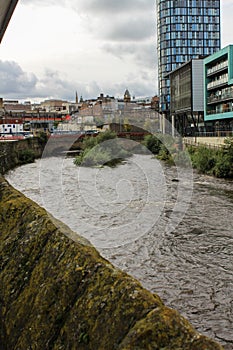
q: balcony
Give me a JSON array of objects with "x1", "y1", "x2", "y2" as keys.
[
  {"x1": 207, "y1": 92, "x2": 233, "y2": 104},
  {"x1": 207, "y1": 105, "x2": 233, "y2": 115},
  {"x1": 207, "y1": 60, "x2": 228, "y2": 77},
  {"x1": 207, "y1": 76, "x2": 228, "y2": 90}
]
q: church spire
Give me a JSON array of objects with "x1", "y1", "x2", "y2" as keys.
[{"x1": 75, "y1": 91, "x2": 78, "y2": 104}]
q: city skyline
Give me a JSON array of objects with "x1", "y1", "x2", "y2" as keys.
[{"x1": 0, "y1": 0, "x2": 233, "y2": 102}]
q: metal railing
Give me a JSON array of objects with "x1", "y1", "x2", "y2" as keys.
[
  {"x1": 207, "y1": 60, "x2": 228, "y2": 76},
  {"x1": 193, "y1": 131, "x2": 233, "y2": 137},
  {"x1": 207, "y1": 92, "x2": 233, "y2": 104}
]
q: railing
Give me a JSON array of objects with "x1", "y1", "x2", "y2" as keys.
[
  {"x1": 194, "y1": 131, "x2": 233, "y2": 137},
  {"x1": 207, "y1": 76, "x2": 228, "y2": 90},
  {"x1": 207, "y1": 60, "x2": 228, "y2": 76},
  {"x1": 207, "y1": 92, "x2": 233, "y2": 103},
  {"x1": 183, "y1": 138, "x2": 225, "y2": 150},
  {"x1": 207, "y1": 107, "x2": 233, "y2": 115}
]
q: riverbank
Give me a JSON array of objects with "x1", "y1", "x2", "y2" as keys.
[
  {"x1": 187, "y1": 140, "x2": 233, "y2": 178},
  {"x1": 0, "y1": 135, "x2": 229, "y2": 348},
  {"x1": 0, "y1": 176, "x2": 224, "y2": 349},
  {"x1": 143, "y1": 134, "x2": 233, "y2": 178},
  {"x1": 0, "y1": 134, "x2": 47, "y2": 174}
]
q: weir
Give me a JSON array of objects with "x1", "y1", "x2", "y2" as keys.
[{"x1": 0, "y1": 140, "x2": 224, "y2": 349}]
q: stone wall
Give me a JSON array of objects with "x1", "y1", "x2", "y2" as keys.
[
  {"x1": 0, "y1": 177, "x2": 224, "y2": 349},
  {"x1": 0, "y1": 137, "x2": 46, "y2": 174}
]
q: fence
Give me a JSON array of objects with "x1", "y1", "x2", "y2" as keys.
[{"x1": 183, "y1": 137, "x2": 226, "y2": 150}]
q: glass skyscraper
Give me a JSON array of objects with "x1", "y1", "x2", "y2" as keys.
[{"x1": 157, "y1": 0, "x2": 221, "y2": 113}]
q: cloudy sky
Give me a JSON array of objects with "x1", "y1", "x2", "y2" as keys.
[{"x1": 0, "y1": 0, "x2": 232, "y2": 102}]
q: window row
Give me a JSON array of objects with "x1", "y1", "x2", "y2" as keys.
[
  {"x1": 159, "y1": 0, "x2": 219, "y2": 10},
  {"x1": 160, "y1": 39, "x2": 220, "y2": 48},
  {"x1": 160, "y1": 24, "x2": 220, "y2": 32},
  {"x1": 160, "y1": 15, "x2": 219, "y2": 24},
  {"x1": 160, "y1": 32, "x2": 220, "y2": 41}
]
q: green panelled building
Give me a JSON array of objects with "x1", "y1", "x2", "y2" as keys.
[{"x1": 204, "y1": 45, "x2": 233, "y2": 132}]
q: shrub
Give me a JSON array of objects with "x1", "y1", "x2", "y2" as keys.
[
  {"x1": 18, "y1": 149, "x2": 35, "y2": 165},
  {"x1": 157, "y1": 144, "x2": 175, "y2": 165},
  {"x1": 37, "y1": 131, "x2": 48, "y2": 146},
  {"x1": 187, "y1": 141, "x2": 233, "y2": 178},
  {"x1": 191, "y1": 146, "x2": 216, "y2": 174},
  {"x1": 213, "y1": 153, "x2": 232, "y2": 178},
  {"x1": 74, "y1": 130, "x2": 131, "y2": 167},
  {"x1": 143, "y1": 134, "x2": 162, "y2": 154}
]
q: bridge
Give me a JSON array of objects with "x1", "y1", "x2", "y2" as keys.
[{"x1": 43, "y1": 124, "x2": 151, "y2": 156}]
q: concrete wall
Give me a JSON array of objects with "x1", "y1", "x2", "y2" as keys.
[{"x1": 184, "y1": 136, "x2": 227, "y2": 147}]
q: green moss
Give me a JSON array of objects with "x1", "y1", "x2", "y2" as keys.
[{"x1": 0, "y1": 176, "x2": 224, "y2": 350}]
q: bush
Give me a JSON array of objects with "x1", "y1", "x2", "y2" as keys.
[
  {"x1": 190, "y1": 146, "x2": 216, "y2": 174},
  {"x1": 37, "y1": 131, "x2": 48, "y2": 146},
  {"x1": 187, "y1": 141, "x2": 233, "y2": 178},
  {"x1": 143, "y1": 134, "x2": 162, "y2": 154},
  {"x1": 213, "y1": 153, "x2": 232, "y2": 178},
  {"x1": 157, "y1": 144, "x2": 175, "y2": 165},
  {"x1": 74, "y1": 131, "x2": 132, "y2": 167},
  {"x1": 18, "y1": 149, "x2": 35, "y2": 164}
]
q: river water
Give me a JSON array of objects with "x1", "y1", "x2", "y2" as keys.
[{"x1": 5, "y1": 154, "x2": 233, "y2": 349}]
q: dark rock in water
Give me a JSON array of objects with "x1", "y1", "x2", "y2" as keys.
[{"x1": 0, "y1": 177, "x2": 224, "y2": 349}]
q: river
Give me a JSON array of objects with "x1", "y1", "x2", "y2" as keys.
[{"x1": 5, "y1": 154, "x2": 233, "y2": 349}]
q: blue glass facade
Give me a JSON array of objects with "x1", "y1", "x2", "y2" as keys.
[{"x1": 157, "y1": 0, "x2": 221, "y2": 113}]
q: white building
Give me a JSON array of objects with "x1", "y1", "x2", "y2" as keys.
[{"x1": 0, "y1": 121, "x2": 23, "y2": 134}]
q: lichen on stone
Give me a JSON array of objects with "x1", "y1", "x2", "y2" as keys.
[{"x1": 0, "y1": 176, "x2": 224, "y2": 349}]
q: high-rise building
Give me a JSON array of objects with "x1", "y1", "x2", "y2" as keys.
[{"x1": 157, "y1": 0, "x2": 221, "y2": 114}]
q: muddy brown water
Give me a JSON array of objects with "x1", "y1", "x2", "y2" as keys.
[{"x1": 6, "y1": 155, "x2": 233, "y2": 349}]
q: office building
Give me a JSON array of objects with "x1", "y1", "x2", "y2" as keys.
[
  {"x1": 169, "y1": 58, "x2": 205, "y2": 135},
  {"x1": 157, "y1": 0, "x2": 221, "y2": 114}
]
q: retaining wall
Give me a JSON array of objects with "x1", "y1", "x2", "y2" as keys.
[
  {"x1": 0, "y1": 177, "x2": 224, "y2": 349},
  {"x1": 0, "y1": 137, "x2": 45, "y2": 174}
]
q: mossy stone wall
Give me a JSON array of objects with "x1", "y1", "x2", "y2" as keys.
[
  {"x1": 0, "y1": 137, "x2": 45, "y2": 175},
  {"x1": 0, "y1": 177, "x2": 224, "y2": 349}
]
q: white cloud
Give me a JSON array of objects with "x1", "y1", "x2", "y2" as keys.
[{"x1": 0, "y1": 0, "x2": 232, "y2": 101}]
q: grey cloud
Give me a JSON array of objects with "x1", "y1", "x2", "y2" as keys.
[
  {"x1": 103, "y1": 76, "x2": 156, "y2": 99},
  {"x1": 22, "y1": 0, "x2": 154, "y2": 14},
  {"x1": 77, "y1": 0, "x2": 154, "y2": 15},
  {"x1": 0, "y1": 60, "x2": 102, "y2": 101},
  {"x1": 0, "y1": 60, "x2": 37, "y2": 97},
  {"x1": 0, "y1": 59, "x2": 157, "y2": 102},
  {"x1": 102, "y1": 41, "x2": 156, "y2": 68},
  {"x1": 22, "y1": 0, "x2": 155, "y2": 42},
  {"x1": 80, "y1": 1, "x2": 155, "y2": 43},
  {"x1": 37, "y1": 69, "x2": 102, "y2": 101},
  {"x1": 21, "y1": 0, "x2": 67, "y2": 6},
  {"x1": 102, "y1": 16, "x2": 154, "y2": 41}
]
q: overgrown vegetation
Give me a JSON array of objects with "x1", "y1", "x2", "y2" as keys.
[
  {"x1": 74, "y1": 130, "x2": 132, "y2": 167},
  {"x1": 143, "y1": 134, "x2": 233, "y2": 178},
  {"x1": 142, "y1": 134, "x2": 162, "y2": 155},
  {"x1": 188, "y1": 137, "x2": 233, "y2": 178},
  {"x1": 36, "y1": 131, "x2": 48, "y2": 146},
  {"x1": 18, "y1": 149, "x2": 36, "y2": 165},
  {"x1": 142, "y1": 134, "x2": 179, "y2": 165}
]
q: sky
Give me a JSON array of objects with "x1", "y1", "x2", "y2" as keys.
[{"x1": 0, "y1": 0, "x2": 233, "y2": 103}]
